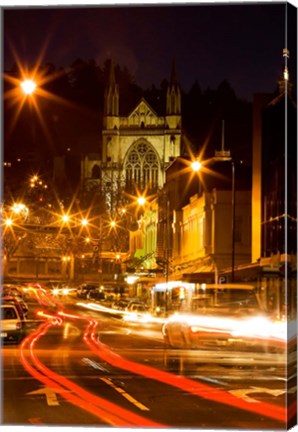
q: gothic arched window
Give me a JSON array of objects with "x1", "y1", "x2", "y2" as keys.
[{"x1": 125, "y1": 142, "x2": 159, "y2": 192}]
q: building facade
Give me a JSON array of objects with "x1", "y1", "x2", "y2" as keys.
[
  {"x1": 179, "y1": 189, "x2": 251, "y2": 274},
  {"x1": 81, "y1": 60, "x2": 182, "y2": 212},
  {"x1": 250, "y1": 50, "x2": 297, "y2": 319},
  {"x1": 154, "y1": 155, "x2": 252, "y2": 282}
]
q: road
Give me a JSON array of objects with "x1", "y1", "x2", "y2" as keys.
[{"x1": 1, "y1": 291, "x2": 297, "y2": 429}]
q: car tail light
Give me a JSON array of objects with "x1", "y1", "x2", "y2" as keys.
[{"x1": 16, "y1": 321, "x2": 22, "y2": 329}]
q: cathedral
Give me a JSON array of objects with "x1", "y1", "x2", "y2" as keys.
[{"x1": 80, "y1": 60, "x2": 182, "y2": 211}]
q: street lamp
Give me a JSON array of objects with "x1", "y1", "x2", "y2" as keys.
[
  {"x1": 230, "y1": 160, "x2": 236, "y2": 282},
  {"x1": 110, "y1": 220, "x2": 116, "y2": 228},
  {"x1": 81, "y1": 218, "x2": 88, "y2": 227},
  {"x1": 137, "y1": 196, "x2": 146, "y2": 206},
  {"x1": 191, "y1": 160, "x2": 202, "y2": 172},
  {"x1": 20, "y1": 79, "x2": 37, "y2": 95},
  {"x1": 4, "y1": 218, "x2": 13, "y2": 227},
  {"x1": 191, "y1": 124, "x2": 236, "y2": 282},
  {"x1": 164, "y1": 192, "x2": 170, "y2": 315},
  {"x1": 61, "y1": 214, "x2": 70, "y2": 223},
  {"x1": 214, "y1": 134, "x2": 236, "y2": 282}
]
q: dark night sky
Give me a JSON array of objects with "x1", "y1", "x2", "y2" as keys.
[{"x1": 2, "y1": 1, "x2": 297, "y2": 101}]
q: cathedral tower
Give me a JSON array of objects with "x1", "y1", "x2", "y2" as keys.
[
  {"x1": 103, "y1": 60, "x2": 119, "y2": 127},
  {"x1": 81, "y1": 61, "x2": 182, "y2": 211},
  {"x1": 166, "y1": 58, "x2": 181, "y2": 121}
]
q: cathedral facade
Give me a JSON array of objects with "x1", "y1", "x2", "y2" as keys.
[{"x1": 80, "y1": 61, "x2": 182, "y2": 211}]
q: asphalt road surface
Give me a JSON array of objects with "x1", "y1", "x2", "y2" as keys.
[{"x1": 1, "y1": 292, "x2": 296, "y2": 429}]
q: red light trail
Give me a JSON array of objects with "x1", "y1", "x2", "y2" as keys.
[
  {"x1": 19, "y1": 307, "x2": 294, "y2": 427},
  {"x1": 19, "y1": 316, "x2": 165, "y2": 427},
  {"x1": 60, "y1": 311, "x2": 292, "y2": 424}
]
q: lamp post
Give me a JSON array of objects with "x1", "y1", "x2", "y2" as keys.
[
  {"x1": 164, "y1": 191, "x2": 170, "y2": 315},
  {"x1": 192, "y1": 122, "x2": 236, "y2": 282},
  {"x1": 210, "y1": 120, "x2": 236, "y2": 282},
  {"x1": 231, "y1": 160, "x2": 236, "y2": 282}
]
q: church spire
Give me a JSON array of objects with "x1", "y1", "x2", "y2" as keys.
[
  {"x1": 104, "y1": 59, "x2": 119, "y2": 116},
  {"x1": 278, "y1": 48, "x2": 292, "y2": 95},
  {"x1": 166, "y1": 58, "x2": 181, "y2": 115}
]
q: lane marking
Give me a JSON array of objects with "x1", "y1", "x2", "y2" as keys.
[
  {"x1": 82, "y1": 357, "x2": 110, "y2": 372},
  {"x1": 229, "y1": 387, "x2": 286, "y2": 403},
  {"x1": 194, "y1": 376, "x2": 227, "y2": 386},
  {"x1": 100, "y1": 377, "x2": 149, "y2": 411},
  {"x1": 27, "y1": 387, "x2": 61, "y2": 406}
]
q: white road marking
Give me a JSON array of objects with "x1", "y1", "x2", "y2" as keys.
[
  {"x1": 229, "y1": 386, "x2": 286, "y2": 403},
  {"x1": 27, "y1": 387, "x2": 61, "y2": 406},
  {"x1": 82, "y1": 357, "x2": 110, "y2": 372},
  {"x1": 100, "y1": 377, "x2": 149, "y2": 411}
]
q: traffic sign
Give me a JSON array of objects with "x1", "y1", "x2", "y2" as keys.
[{"x1": 218, "y1": 276, "x2": 227, "y2": 284}]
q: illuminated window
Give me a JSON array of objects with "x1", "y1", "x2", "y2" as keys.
[{"x1": 125, "y1": 142, "x2": 159, "y2": 191}]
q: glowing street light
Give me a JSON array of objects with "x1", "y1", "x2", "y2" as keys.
[
  {"x1": 4, "y1": 218, "x2": 13, "y2": 227},
  {"x1": 191, "y1": 160, "x2": 202, "y2": 172},
  {"x1": 11, "y1": 203, "x2": 28, "y2": 215},
  {"x1": 81, "y1": 218, "x2": 88, "y2": 227},
  {"x1": 137, "y1": 196, "x2": 146, "y2": 206},
  {"x1": 61, "y1": 214, "x2": 70, "y2": 223},
  {"x1": 20, "y1": 79, "x2": 37, "y2": 95},
  {"x1": 191, "y1": 120, "x2": 236, "y2": 282}
]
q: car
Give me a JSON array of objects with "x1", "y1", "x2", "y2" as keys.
[
  {"x1": 0, "y1": 284, "x2": 24, "y2": 299},
  {"x1": 0, "y1": 304, "x2": 24, "y2": 344},
  {"x1": 87, "y1": 288, "x2": 105, "y2": 301},
  {"x1": 2, "y1": 296, "x2": 28, "y2": 320},
  {"x1": 162, "y1": 284, "x2": 287, "y2": 353},
  {"x1": 76, "y1": 284, "x2": 98, "y2": 299},
  {"x1": 162, "y1": 310, "x2": 286, "y2": 353},
  {"x1": 47, "y1": 282, "x2": 77, "y2": 297}
]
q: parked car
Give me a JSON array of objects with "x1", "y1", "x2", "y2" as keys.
[
  {"x1": 2, "y1": 296, "x2": 28, "y2": 320},
  {"x1": 87, "y1": 288, "x2": 105, "y2": 301},
  {"x1": 0, "y1": 304, "x2": 24, "y2": 344},
  {"x1": 0, "y1": 284, "x2": 24, "y2": 299},
  {"x1": 76, "y1": 284, "x2": 99, "y2": 299}
]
